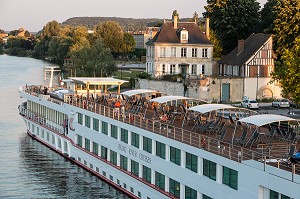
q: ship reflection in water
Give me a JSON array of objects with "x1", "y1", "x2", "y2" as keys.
[{"x1": 19, "y1": 134, "x2": 128, "y2": 198}]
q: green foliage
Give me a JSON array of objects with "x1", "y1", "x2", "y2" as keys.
[
  {"x1": 205, "y1": 0, "x2": 260, "y2": 54},
  {"x1": 271, "y1": 0, "x2": 300, "y2": 103},
  {"x1": 94, "y1": 21, "x2": 124, "y2": 54},
  {"x1": 122, "y1": 32, "x2": 136, "y2": 54},
  {"x1": 70, "y1": 39, "x2": 117, "y2": 77},
  {"x1": 134, "y1": 48, "x2": 146, "y2": 57},
  {"x1": 259, "y1": 0, "x2": 278, "y2": 34},
  {"x1": 41, "y1": 20, "x2": 61, "y2": 40},
  {"x1": 136, "y1": 72, "x2": 151, "y2": 79}
]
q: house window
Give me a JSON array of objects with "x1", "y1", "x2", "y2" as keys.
[
  {"x1": 181, "y1": 48, "x2": 187, "y2": 57},
  {"x1": 171, "y1": 47, "x2": 176, "y2": 57},
  {"x1": 160, "y1": 47, "x2": 166, "y2": 57},
  {"x1": 192, "y1": 48, "x2": 197, "y2": 57},
  {"x1": 201, "y1": 65, "x2": 205, "y2": 75},
  {"x1": 203, "y1": 159, "x2": 216, "y2": 181},
  {"x1": 202, "y1": 48, "x2": 208, "y2": 58},
  {"x1": 223, "y1": 166, "x2": 238, "y2": 190},
  {"x1": 162, "y1": 64, "x2": 165, "y2": 73},
  {"x1": 182, "y1": 33, "x2": 187, "y2": 40},
  {"x1": 170, "y1": 64, "x2": 176, "y2": 74},
  {"x1": 191, "y1": 64, "x2": 197, "y2": 75}
]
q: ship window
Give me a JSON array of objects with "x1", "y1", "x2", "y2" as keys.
[
  {"x1": 101, "y1": 121, "x2": 108, "y2": 135},
  {"x1": 52, "y1": 135, "x2": 55, "y2": 145},
  {"x1": 111, "y1": 124, "x2": 118, "y2": 139},
  {"x1": 131, "y1": 132, "x2": 140, "y2": 148},
  {"x1": 203, "y1": 159, "x2": 216, "y2": 181},
  {"x1": 156, "y1": 141, "x2": 166, "y2": 159},
  {"x1": 78, "y1": 113, "x2": 83, "y2": 125},
  {"x1": 169, "y1": 178, "x2": 180, "y2": 198},
  {"x1": 138, "y1": 191, "x2": 141, "y2": 198},
  {"x1": 185, "y1": 186, "x2": 197, "y2": 199},
  {"x1": 223, "y1": 166, "x2": 238, "y2": 190},
  {"x1": 120, "y1": 155, "x2": 128, "y2": 171},
  {"x1": 93, "y1": 118, "x2": 99, "y2": 131},
  {"x1": 186, "y1": 152, "x2": 198, "y2": 173},
  {"x1": 92, "y1": 142, "x2": 99, "y2": 155},
  {"x1": 121, "y1": 128, "x2": 128, "y2": 143},
  {"x1": 77, "y1": 135, "x2": 82, "y2": 147},
  {"x1": 143, "y1": 137, "x2": 152, "y2": 154},
  {"x1": 58, "y1": 138, "x2": 61, "y2": 148},
  {"x1": 101, "y1": 146, "x2": 107, "y2": 160},
  {"x1": 47, "y1": 132, "x2": 50, "y2": 141},
  {"x1": 37, "y1": 127, "x2": 39, "y2": 135},
  {"x1": 90, "y1": 164, "x2": 93, "y2": 169},
  {"x1": 203, "y1": 194, "x2": 213, "y2": 199},
  {"x1": 32, "y1": 124, "x2": 34, "y2": 133},
  {"x1": 170, "y1": 146, "x2": 181, "y2": 166},
  {"x1": 131, "y1": 160, "x2": 139, "y2": 177},
  {"x1": 270, "y1": 190, "x2": 279, "y2": 199},
  {"x1": 117, "y1": 179, "x2": 120, "y2": 185},
  {"x1": 142, "y1": 165, "x2": 151, "y2": 183},
  {"x1": 85, "y1": 115, "x2": 90, "y2": 128},
  {"x1": 96, "y1": 167, "x2": 99, "y2": 173},
  {"x1": 102, "y1": 171, "x2": 106, "y2": 177},
  {"x1": 130, "y1": 187, "x2": 134, "y2": 193},
  {"x1": 77, "y1": 157, "x2": 81, "y2": 162},
  {"x1": 281, "y1": 194, "x2": 290, "y2": 199},
  {"x1": 155, "y1": 171, "x2": 165, "y2": 190},
  {"x1": 109, "y1": 175, "x2": 113, "y2": 181},
  {"x1": 42, "y1": 130, "x2": 44, "y2": 138},
  {"x1": 84, "y1": 160, "x2": 87, "y2": 165},
  {"x1": 64, "y1": 141, "x2": 67, "y2": 152},
  {"x1": 85, "y1": 138, "x2": 90, "y2": 151},
  {"x1": 110, "y1": 150, "x2": 117, "y2": 165}
]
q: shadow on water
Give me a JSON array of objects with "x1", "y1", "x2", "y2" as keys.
[{"x1": 18, "y1": 134, "x2": 128, "y2": 199}]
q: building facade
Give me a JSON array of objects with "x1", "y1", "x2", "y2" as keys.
[{"x1": 145, "y1": 12, "x2": 214, "y2": 79}]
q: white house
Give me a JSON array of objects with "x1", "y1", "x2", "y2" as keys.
[{"x1": 145, "y1": 12, "x2": 214, "y2": 79}]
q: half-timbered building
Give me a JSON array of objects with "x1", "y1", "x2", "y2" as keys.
[{"x1": 215, "y1": 33, "x2": 281, "y2": 101}]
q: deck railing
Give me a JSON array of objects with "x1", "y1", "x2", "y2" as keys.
[{"x1": 20, "y1": 88, "x2": 300, "y2": 176}]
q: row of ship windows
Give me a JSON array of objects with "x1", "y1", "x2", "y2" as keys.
[
  {"x1": 77, "y1": 153, "x2": 213, "y2": 199},
  {"x1": 77, "y1": 113, "x2": 238, "y2": 190},
  {"x1": 28, "y1": 121, "x2": 291, "y2": 199}
]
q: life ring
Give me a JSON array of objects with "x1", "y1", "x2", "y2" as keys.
[
  {"x1": 201, "y1": 137, "x2": 207, "y2": 148},
  {"x1": 69, "y1": 118, "x2": 75, "y2": 131}
]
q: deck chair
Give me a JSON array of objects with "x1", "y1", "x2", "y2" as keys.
[
  {"x1": 245, "y1": 130, "x2": 259, "y2": 147},
  {"x1": 289, "y1": 132, "x2": 297, "y2": 144},
  {"x1": 218, "y1": 129, "x2": 227, "y2": 140},
  {"x1": 235, "y1": 129, "x2": 248, "y2": 146}
]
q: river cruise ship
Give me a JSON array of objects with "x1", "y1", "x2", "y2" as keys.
[{"x1": 19, "y1": 76, "x2": 300, "y2": 199}]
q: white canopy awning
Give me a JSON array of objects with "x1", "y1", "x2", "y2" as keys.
[
  {"x1": 238, "y1": 114, "x2": 296, "y2": 127},
  {"x1": 188, "y1": 104, "x2": 235, "y2": 114},
  {"x1": 121, "y1": 89, "x2": 159, "y2": 97},
  {"x1": 150, "y1": 96, "x2": 191, "y2": 104},
  {"x1": 70, "y1": 77, "x2": 128, "y2": 85}
]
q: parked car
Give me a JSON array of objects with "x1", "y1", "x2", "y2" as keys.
[
  {"x1": 241, "y1": 99, "x2": 259, "y2": 109},
  {"x1": 272, "y1": 98, "x2": 290, "y2": 108}
]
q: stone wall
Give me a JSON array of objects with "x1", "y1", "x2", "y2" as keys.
[{"x1": 137, "y1": 79, "x2": 184, "y2": 96}]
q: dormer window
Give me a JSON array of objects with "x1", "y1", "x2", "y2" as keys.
[{"x1": 180, "y1": 28, "x2": 188, "y2": 43}]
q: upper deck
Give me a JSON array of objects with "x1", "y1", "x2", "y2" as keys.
[{"x1": 19, "y1": 83, "x2": 300, "y2": 177}]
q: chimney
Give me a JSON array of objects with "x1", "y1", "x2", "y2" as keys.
[
  {"x1": 172, "y1": 10, "x2": 179, "y2": 29},
  {"x1": 205, "y1": 18, "x2": 210, "y2": 39},
  {"x1": 237, "y1": 40, "x2": 245, "y2": 55},
  {"x1": 193, "y1": 12, "x2": 198, "y2": 25}
]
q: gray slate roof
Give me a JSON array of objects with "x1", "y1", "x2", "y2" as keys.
[
  {"x1": 146, "y1": 21, "x2": 212, "y2": 45},
  {"x1": 219, "y1": 33, "x2": 272, "y2": 65}
]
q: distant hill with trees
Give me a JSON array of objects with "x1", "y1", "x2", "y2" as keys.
[{"x1": 62, "y1": 17, "x2": 197, "y2": 31}]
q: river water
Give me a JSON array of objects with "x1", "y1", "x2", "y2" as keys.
[{"x1": 0, "y1": 55, "x2": 127, "y2": 199}]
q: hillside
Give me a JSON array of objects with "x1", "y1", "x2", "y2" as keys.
[{"x1": 62, "y1": 17, "x2": 198, "y2": 31}]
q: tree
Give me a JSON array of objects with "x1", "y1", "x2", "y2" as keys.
[
  {"x1": 271, "y1": 0, "x2": 300, "y2": 102},
  {"x1": 94, "y1": 21, "x2": 124, "y2": 54},
  {"x1": 204, "y1": 0, "x2": 260, "y2": 54},
  {"x1": 71, "y1": 39, "x2": 117, "y2": 77},
  {"x1": 122, "y1": 32, "x2": 136, "y2": 56},
  {"x1": 258, "y1": 0, "x2": 278, "y2": 34},
  {"x1": 41, "y1": 20, "x2": 61, "y2": 40}
]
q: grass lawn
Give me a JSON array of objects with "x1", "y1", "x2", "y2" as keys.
[{"x1": 113, "y1": 69, "x2": 144, "y2": 89}]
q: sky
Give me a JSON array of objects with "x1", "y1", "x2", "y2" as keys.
[{"x1": 0, "y1": 0, "x2": 267, "y2": 32}]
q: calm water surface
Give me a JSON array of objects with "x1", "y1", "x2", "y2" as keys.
[{"x1": 0, "y1": 55, "x2": 128, "y2": 199}]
